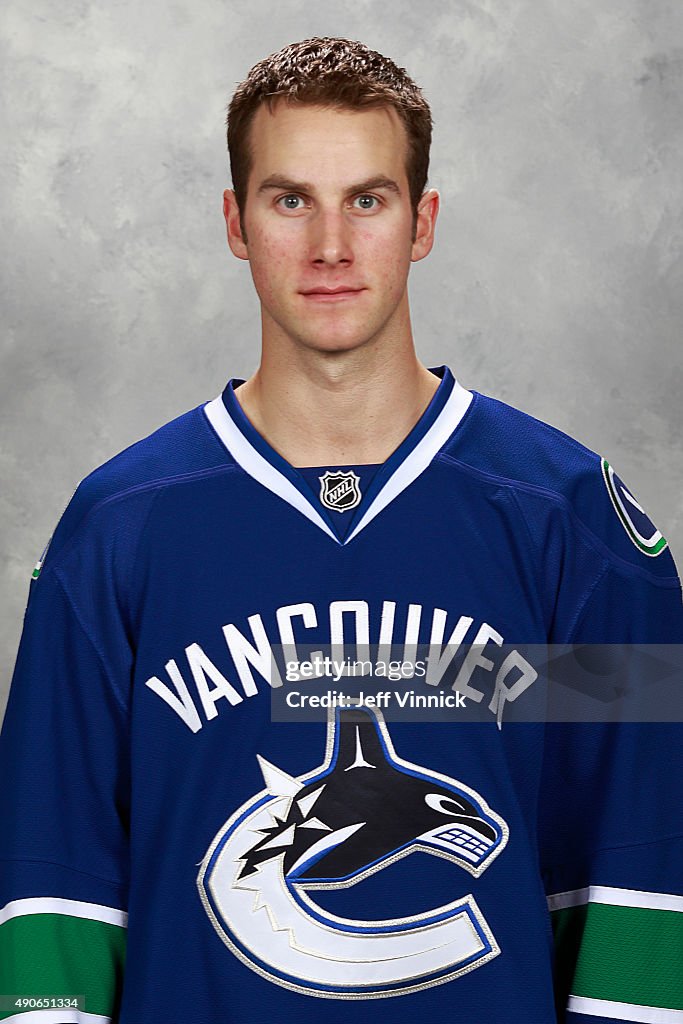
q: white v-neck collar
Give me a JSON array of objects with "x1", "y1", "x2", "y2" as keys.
[
  {"x1": 203, "y1": 373, "x2": 473, "y2": 547},
  {"x1": 344, "y1": 381, "x2": 472, "y2": 543},
  {"x1": 204, "y1": 396, "x2": 338, "y2": 542}
]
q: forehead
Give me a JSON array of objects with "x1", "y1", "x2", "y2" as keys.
[{"x1": 247, "y1": 101, "x2": 409, "y2": 185}]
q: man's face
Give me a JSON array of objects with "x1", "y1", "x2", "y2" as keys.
[{"x1": 224, "y1": 100, "x2": 438, "y2": 356}]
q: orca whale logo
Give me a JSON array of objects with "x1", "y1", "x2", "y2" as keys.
[
  {"x1": 601, "y1": 458, "x2": 667, "y2": 556},
  {"x1": 197, "y1": 706, "x2": 509, "y2": 999}
]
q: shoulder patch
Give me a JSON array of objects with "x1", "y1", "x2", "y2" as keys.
[
  {"x1": 600, "y1": 458, "x2": 667, "y2": 557},
  {"x1": 30, "y1": 479, "x2": 83, "y2": 581},
  {"x1": 31, "y1": 535, "x2": 53, "y2": 580}
]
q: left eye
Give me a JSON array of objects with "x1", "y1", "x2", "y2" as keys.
[
  {"x1": 425, "y1": 793, "x2": 469, "y2": 815},
  {"x1": 352, "y1": 195, "x2": 379, "y2": 210}
]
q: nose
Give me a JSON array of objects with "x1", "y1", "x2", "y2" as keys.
[{"x1": 310, "y1": 209, "x2": 353, "y2": 267}]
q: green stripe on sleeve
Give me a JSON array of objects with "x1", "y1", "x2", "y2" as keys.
[
  {"x1": 0, "y1": 914, "x2": 126, "y2": 1020},
  {"x1": 552, "y1": 902, "x2": 683, "y2": 1012}
]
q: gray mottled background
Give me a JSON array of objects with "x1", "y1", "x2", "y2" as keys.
[{"x1": 1, "y1": 0, "x2": 682, "y2": 718}]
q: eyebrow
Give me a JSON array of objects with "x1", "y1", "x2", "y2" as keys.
[{"x1": 256, "y1": 175, "x2": 402, "y2": 197}]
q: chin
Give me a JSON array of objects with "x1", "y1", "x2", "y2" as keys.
[
  {"x1": 300, "y1": 334, "x2": 375, "y2": 355},
  {"x1": 294, "y1": 320, "x2": 382, "y2": 355}
]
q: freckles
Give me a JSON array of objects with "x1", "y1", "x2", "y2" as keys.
[
  {"x1": 248, "y1": 237, "x2": 297, "y2": 307},
  {"x1": 254, "y1": 235, "x2": 293, "y2": 267},
  {"x1": 251, "y1": 236, "x2": 290, "y2": 270}
]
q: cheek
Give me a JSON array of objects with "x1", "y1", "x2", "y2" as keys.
[
  {"x1": 360, "y1": 219, "x2": 412, "y2": 264},
  {"x1": 364, "y1": 232, "x2": 411, "y2": 291},
  {"x1": 247, "y1": 234, "x2": 294, "y2": 300}
]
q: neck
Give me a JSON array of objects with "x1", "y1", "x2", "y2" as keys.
[{"x1": 234, "y1": 329, "x2": 440, "y2": 468}]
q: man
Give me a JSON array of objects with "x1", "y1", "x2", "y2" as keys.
[{"x1": 1, "y1": 36, "x2": 682, "y2": 1024}]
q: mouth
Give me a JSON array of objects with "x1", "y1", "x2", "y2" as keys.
[
  {"x1": 300, "y1": 287, "x2": 366, "y2": 303},
  {"x1": 420, "y1": 822, "x2": 497, "y2": 866}
]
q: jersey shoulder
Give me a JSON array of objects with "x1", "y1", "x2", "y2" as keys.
[
  {"x1": 34, "y1": 401, "x2": 230, "y2": 578},
  {"x1": 448, "y1": 389, "x2": 678, "y2": 579}
]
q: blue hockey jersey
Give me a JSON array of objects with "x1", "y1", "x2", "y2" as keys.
[{"x1": 1, "y1": 366, "x2": 682, "y2": 1023}]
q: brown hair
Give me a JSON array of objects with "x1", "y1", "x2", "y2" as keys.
[{"x1": 227, "y1": 37, "x2": 433, "y2": 238}]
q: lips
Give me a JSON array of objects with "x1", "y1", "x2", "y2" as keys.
[
  {"x1": 300, "y1": 286, "x2": 365, "y2": 301},
  {"x1": 302, "y1": 286, "x2": 363, "y2": 294}
]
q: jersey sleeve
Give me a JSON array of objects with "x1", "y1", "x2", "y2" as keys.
[
  {"x1": 539, "y1": 494, "x2": 683, "y2": 1023},
  {"x1": 0, "y1": 537, "x2": 132, "y2": 1022}
]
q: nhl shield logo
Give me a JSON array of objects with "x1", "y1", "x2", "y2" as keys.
[{"x1": 319, "y1": 470, "x2": 362, "y2": 512}]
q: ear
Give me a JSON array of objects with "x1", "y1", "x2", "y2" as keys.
[
  {"x1": 410, "y1": 188, "x2": 440, "y2": 263},
  {"x1": 223, "y1": 188, "x2": 249, "y2": 261}
]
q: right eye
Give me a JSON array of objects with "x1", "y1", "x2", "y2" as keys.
[{"x1": 276, "y1": 194, "x2": 305, "y2": 211}]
